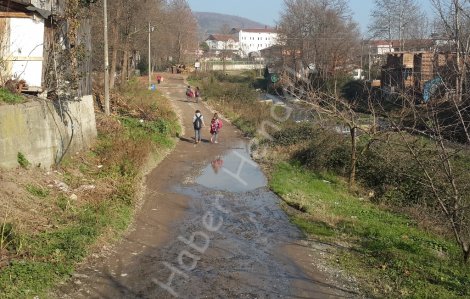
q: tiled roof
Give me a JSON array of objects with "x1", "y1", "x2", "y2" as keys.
[{"x1": 206, "y1": 34, "x2": 238, "y2": 42}]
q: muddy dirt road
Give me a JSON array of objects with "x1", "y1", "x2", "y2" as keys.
[{"x1": 58, "y1": 75, "x2": 357, "y2": 299}]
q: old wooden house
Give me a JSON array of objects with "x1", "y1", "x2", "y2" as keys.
[
  {"x1": 0, "y1": 1, "x2": 97, "y2": 169},
  {"x1": 0, "y1": 0, "x2": 91, "y2": 97}
]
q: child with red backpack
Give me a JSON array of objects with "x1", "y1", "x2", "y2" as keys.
[{"x1": 210, "y1": 113, "x2": 223, "y2": 143}]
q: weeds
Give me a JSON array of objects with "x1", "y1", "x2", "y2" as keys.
[
  {"x1": 26, "y1": 184, "x2": 50, "y2": 198},
  {"x1": 17, "y1": 152, "x2": 30, "y2": 169},
  {"x1": 0, "y1": 88, "x2": 25, "y2": 104},
  {"x1": 0, "y1": 222, "x2": 21, "y2": 253}
]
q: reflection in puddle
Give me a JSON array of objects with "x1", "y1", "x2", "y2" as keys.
[
  {"x1": 211, "y1": 157, "x2": 224, "y2": 174},
  {"x1": 196, "y1": 148, "x2": 266, "y2": 192}
]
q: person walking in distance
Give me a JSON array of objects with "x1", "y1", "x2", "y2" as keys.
[
  {"x1": 210, "y1": 113, "x2": 223, "y2": 143},
  {"x1": 195, "y1": 87, "x2": 201, "y2": 103},
  {"x1": 193, "y1": 110, "x2": 205, "y2": 144},
  {"x1": 186, "y1": 85, "x2": 194, "y2": 102}
]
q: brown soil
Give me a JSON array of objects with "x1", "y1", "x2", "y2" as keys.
[{"x1": 53, "y1": 74, "x2": 360, "y2": 299}]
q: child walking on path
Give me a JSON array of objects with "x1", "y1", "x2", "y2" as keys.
[
  {"x1": 195, "y1": 87, "x2": 201, "y2": 103},
  {"x1": 210, "y1": 113, "x2": 223, "y2": 143},
  {"x1": 186, "y1": 86, "x2": 194, "y2": 102},
  {"x1": 193, "y1": 110, "x2": 205, "y2": 144}
]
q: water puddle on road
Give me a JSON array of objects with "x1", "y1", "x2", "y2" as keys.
[{"x1": 196, "y1": 147, "x2": 266, "y2": 192}]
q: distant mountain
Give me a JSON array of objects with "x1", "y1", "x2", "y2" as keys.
[{"x1": 194, "y1": 12, "x2": 267, "y2": 38}]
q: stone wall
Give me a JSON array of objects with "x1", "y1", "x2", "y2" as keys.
[{"x1": 0, "y1": 95, "x2": 97, "y2": 169}]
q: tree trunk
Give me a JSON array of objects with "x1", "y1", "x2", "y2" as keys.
[
  {"x1": 349, "y1": 126, "x2": 357, "y2": 187},
  {"x1": 109, "y1": 27, "x2": 119, "y2": 89},
  {"x1": 121, "y1": 44, "x2": 129, "y2": 83}
]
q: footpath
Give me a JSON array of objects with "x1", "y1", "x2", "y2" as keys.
[{"x1": 57, "y1": 74, "x2": 356, "y2": 298}]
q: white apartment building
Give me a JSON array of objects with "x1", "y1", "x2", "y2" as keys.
[{"x1": 234, "y1": 28, "x2": 278, "y2": 57}]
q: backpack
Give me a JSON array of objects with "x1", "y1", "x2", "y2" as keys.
[
  {"x1": 210, "y1": 120, "x2": 217, "y2": 133},
  {"x1": 194, "y1": 115, "x2": 202, "y2": 130}
]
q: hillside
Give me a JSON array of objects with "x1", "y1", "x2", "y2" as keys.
[{"x1": 194, "y1": 11, "x2": 267, "y2": 37}]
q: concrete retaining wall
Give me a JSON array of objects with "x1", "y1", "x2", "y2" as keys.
[
  {"x1": 208, "y1": 64, "x2": 264, "y2": 71},
  {"x1": 0, "y1": 95, "x2": 97, "y2": 169}
]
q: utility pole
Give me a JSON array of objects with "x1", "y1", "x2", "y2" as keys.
[
  {"x1": 368, "y1": 44, "x2": 371, "y2": 81},
  {"x1": 148, "y1": 22, "x2": 151, "y2": 89},
  {"x1": 103, "y1": 0, "x2": 110, "y2": 115},
  {"x1": 360, "y1": 39, "x2": 363, "y2": 72},
  {"x1": 148, "y1": 22, "x2": 155, "y2": 90}
]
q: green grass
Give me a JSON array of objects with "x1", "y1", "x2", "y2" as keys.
[
  {"x1": 270, "y1": 162, "x2": 470, "y2": 298},
  {"x1": 26, "y1": 184, "x2": 50, "y2": 198},
  {"x1": 120, "y1": 116, "x2": 178, "y2": 148},
  {"x1": 17, "y1": 152, "x2": 30, "y2": 169},
  {"x1": 0, "y1": 201, "x2": 133, "y2": 299},
  {"x1": 0, "y1": 88, "x2": 25, "y2": 104}
]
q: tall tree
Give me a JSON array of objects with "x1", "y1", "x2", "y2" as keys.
[
  {"x1": 278, "y1": 0, "x2": 361, "y2": 89},
  {"x1": 278, "y1": 0, "x2": 365, "y2": 186},
  {"x1": 165, "y1": 0, "x2": 198, "y2": 65}
]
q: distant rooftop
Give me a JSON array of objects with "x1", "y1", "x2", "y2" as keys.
[
  {"x1": 206, "y1": 34, "x2": 239, "y2": 42},
  {"x1": 231, "y1": 27, "x2": 277, "y2": 34}
]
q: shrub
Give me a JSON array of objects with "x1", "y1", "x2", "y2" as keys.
[
  {"x1": 272, "y1": 124, "x2": 351, "y2": 176},
  {"x1": 356, "y1": 136, "x2": 450, "y2": 206}
]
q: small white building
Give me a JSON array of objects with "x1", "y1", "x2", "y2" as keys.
[
  {"x1": 232, "y1": 27, "x2": 278, "y2": 58},
  {"x1": 0, "y1": 0, "x2": 53, "y2": 92},
  {"x1": 205, "y1": 34, "x2": 239, "y2": 54}
]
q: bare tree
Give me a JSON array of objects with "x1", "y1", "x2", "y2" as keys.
[
  {"x1": 165, "y1": 0, "x2": 198, "y2": 65},
  {"x1": 277, "y1": 0, "x2": 367, "y2": 186},
  {"x1": 278, "y1": 0, "x2": 361, "y2": 88},
  {"x1": 368, "y1": 0, "x2": 429, "y2": 50}
]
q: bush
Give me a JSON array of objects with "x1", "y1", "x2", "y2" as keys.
[
  {"x1": 356, "y1": 135, "x2": 456, "y2": 207},
  {"x1": 272, "y1": 124, "x2": 351, "y2": 176}
]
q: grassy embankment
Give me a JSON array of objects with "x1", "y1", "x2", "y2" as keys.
[
  {"x1": 189, "y1": 71, "x2": 470, "y2": 298},
  {"x1": 0, "y1": 79, "x2": 180, "y2": 298}
]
